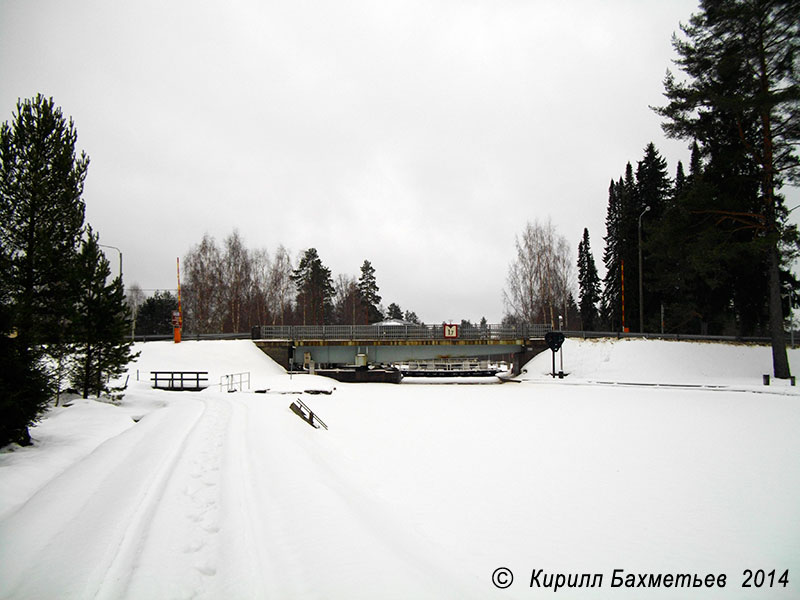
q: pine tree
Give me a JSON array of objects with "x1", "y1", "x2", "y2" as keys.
[
  {"x1": 291, "y1": 248, "x2": 335, "y2": 325},
  {"x1": 404, "y1": 310, "x2": 421, "y2": 324},
  {"x1": 356, "y1": 260, "x2": 383, "y2": 324},
  {"x1": 0, "y1": 312, "x2": 51, "y2": 446},
  {"x1": 70, "y1": 229, "x2": 138, "y2": 399},
  {"x1": 386, "y1": 303, "x2": 403, "y2": 320},
  {"x1": 0, "y1": 95, "x2": 88, "y2": 443},
  {"x1": 0, "y1": 229, "x2": 50, "y2": 446},
  {"x1": 577, "y1": 228, "x2": 601, "y2": 331},
  {"x1": 655, "y1": 0, "x2": 800, "y2": 377},
  {"x1": 0, "y1": 95, "x2": 88, "y2": 350}
]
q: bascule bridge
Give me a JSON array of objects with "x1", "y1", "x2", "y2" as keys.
[{"x1": 252, "y1": 323, "x2": 550, "y2": 376}]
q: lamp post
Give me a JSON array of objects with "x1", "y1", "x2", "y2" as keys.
[
  {"x1": 638, "y1": 206, "x2": 650, "y2": 334},
  {"x1": 98, "y1": 244, "x2": 123, "y2": 280}
]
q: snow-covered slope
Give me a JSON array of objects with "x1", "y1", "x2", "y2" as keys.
[
  {"x1": 521, "y1": 337, "x2": 800, "y2": 387},
  {"x1": 129, "y1": 339, "x2": 287, "y2": 386},
  {"x1": 1, "y1": 339, "x2": 798, "y2": 599}
]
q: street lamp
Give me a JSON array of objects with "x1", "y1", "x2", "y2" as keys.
[
  {"x1": 98, "y1": 244, "x2": 123, "y2": 280},
  {"x1": 638, "y1": 206, "x2": 650, "y2": 334}
]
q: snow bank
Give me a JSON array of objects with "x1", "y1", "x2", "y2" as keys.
[
  {"x1": 521, "y1": 337, "x2": 800, "y2": 387},
  {"x1": 0, "y1": 398, "x2": 137, "y2": 520},
  {"x1": 127, "y1": 339, "x2": 287, "y2": 388}
]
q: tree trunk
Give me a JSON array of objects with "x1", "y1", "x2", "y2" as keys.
[
  {"x1": 82, "y1": 345, "x2": 93, "y2": 399},
  {"x1": 754, "y1": 19, "x2": 790, "y2": 379},
  {"x1": 767, "y1": 242, "x2": 790, "y2": 378}
]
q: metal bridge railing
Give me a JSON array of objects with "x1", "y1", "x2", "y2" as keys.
[{"x1": 255, "y1": 323, "x2": 551, "y2": 341}]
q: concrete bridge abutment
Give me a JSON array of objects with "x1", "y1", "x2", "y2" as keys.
[{"x1": 512, "y1": 339, "x2": 549, "y2": 376}]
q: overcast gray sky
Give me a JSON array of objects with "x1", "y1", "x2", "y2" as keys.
[{"x1": 3, "y1": 0, "x2": 772, "y2": 323}]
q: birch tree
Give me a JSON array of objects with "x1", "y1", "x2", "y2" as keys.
[{"x1": 504, "y1": 219, "x2": 573, "y2": 327}]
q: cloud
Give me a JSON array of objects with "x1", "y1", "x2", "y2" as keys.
[{"x1": 1, "y1": 0, "x2": 716, "y2": 322}]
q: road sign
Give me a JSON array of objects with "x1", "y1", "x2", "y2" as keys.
[
  {"x1": 544, "y1": 331, "x2": 565, "y2": 352},
  {"x1": 443, "y1": 324, "x2": 459, "y2": 339}
]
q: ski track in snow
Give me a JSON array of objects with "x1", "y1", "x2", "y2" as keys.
[
  {"x1": 0, "y1": 397, "x2": 206, "y2": 599},
  {"x1": 0, "y1": 392, "x2": 475, "y2": 599}
]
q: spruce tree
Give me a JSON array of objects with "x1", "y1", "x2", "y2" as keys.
[
  {"x1": 135, "y1": 291, "x2": 179, "y2": 335},
  {"x1": 636, "y1": 143, "x2": 671, "y2": 331},
  {"x1": 674, "y1": 161, "x2": 687, "y2": 199},
  {"x1": 636, "y1": 143, "x2": 671, "y2": 216},
  {"x1": 577, "y1": 228, "x2": 601, "y2": 331},
  {"x1": 655, "y1": 0, "x2": 800, "y2": 377},
  {"x1": 602, "y1": 180, "x2": 622, "y2": 330},
  {"x1": 70, "y1": 229, "x2": 138, "y2": 399}
]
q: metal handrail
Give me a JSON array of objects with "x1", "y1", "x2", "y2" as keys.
[
  {"x1": 294, "y1": 398, "x2": 328, "y2": 430},
  {"x1": 219, "y1": 372, "x2": 251, "y2": 392}
]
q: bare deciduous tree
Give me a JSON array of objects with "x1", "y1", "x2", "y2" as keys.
[
  {"x1": 250, "y1": 247, "x2": 271, "y2": 327},
  {"x1": 333, "y1": 274, "x2": 359, "y2": 324},
  {"x1": 504, "y1": 219, "x2": 574, "y2": 327},
  {"x1": 220, "y1": 230, "x2": 253, "y2": 333},
  {"x1": 268, "y1": 245, "x2": 294, "y2": 325},
  {"x1": 125, "y1": 282, "x2": 145, "y2": 338},
  {"x1": 183, "y1": 233, "x2": 223, "y2": 333}
]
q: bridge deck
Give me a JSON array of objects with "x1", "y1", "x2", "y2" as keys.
[
  {"x1": 253, "y1": 324, "x2": 551, "y2": 374},
  {"x1": 254, "y1": 323, "x2": 550, "y2": 343}
]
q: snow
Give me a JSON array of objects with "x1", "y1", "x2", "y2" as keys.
[
  {"x1": 520, "y1": 337, "x2": 799, "y2": 388},
  {"x1": 1, "y1": 338, "x2": 799, "y2": 599}
]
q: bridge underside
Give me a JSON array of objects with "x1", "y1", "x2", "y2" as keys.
[
  {"x1": 254, "y1": 339, "x2": 548, "y2": 375},
  {"x1": 296, "y1": 339, "x2": 523, "y2": 365}
]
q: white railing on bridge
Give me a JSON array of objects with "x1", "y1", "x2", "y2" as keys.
[{"x1": 254, "y1": 323, "x2": 551, "y2": 341}]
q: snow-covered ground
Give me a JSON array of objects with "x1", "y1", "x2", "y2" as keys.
[{"x1": 1, "y1": 338, "x2": 799, "y2": 599}]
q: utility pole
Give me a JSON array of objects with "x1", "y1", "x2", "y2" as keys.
[{"x1": 638, "y1": 206, "x2": 650, "y2": 333}]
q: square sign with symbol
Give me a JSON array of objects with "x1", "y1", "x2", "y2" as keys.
[{"x1": 443, "y1": 324, "x2": 459, "y2": 339}]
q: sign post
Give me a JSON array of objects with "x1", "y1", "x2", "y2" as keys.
[{"x1": 544, "y1": 331, "x2": 565, "y2": 378}]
